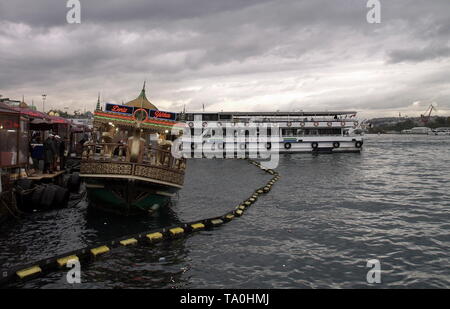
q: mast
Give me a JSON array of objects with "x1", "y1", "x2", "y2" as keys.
[
  {"x1": 141, "y1": 81, "x2": 146, "y2": 109},
  {"x1": 96, "y1": 92, "x2": 101, "y2": 110}
]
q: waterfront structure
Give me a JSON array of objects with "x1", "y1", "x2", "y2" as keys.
[
  {"x1": 0, "y1": 103, "x2": 29, "y2": 222},
  {"x1": 79, "y1": 85, "x2": 186, "y2": 215}
]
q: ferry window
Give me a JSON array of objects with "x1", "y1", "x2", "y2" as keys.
[
  {"x1": 219, "y1": 115, "x2": 231, "y2": 120},
  {"x1": 202, "y1": 114, "x2": 219, "y2": 121},
  {"x1": 318, "y1": 129, "x2": 341, "y2": 135},
  {"x1": 282, "y1": 129, "x2": 295, "y2": 136}
]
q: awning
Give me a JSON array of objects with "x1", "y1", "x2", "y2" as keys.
[
  {"x1": 0, "y1": 102, "x2": 20, "y2": 114},
  {"x1": 49, "y1": 115, "x2": 70, "y2": 125},
  {"x1": 12, "y1": 107, "x2": 51, "y2": 121},
  {"x1": 30, "y1": 118, "x2": 50, "y2": 124}
]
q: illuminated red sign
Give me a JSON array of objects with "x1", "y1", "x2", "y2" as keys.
[
  {"x1": 104, "y1": 103, "x2": 176, "y2": 120},
  {"x1": 155, "y1": 111, "x2": 171, "y2": 118},
  {"x1": 112, "y1": 105, "x2": 129, "y2": 113},
  {"x1": 105, "y1": 103, "x2": 134, "y2": 115},
  {"x1": 150, "y1": 110, "x2": 176, "y2": 121}
]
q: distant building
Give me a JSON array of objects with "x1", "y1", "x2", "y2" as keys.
[
  {"x1": 68, "y1": 118, "x2": 93, "y2": 128},
  {"x1": 0, "y1": 98, "x2": 37, "y2": 110}
]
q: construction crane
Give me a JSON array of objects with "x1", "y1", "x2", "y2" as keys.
[{"x1": 420, "y1": 104, "x2": 437, "y2": 124}]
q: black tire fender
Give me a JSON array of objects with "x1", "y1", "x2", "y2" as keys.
[
  {"x1": 31, "y1": 186, "x2": 45, "y2": 208},
  {"x1": 40, "y1": 185, "x2": 58, "y2": 209},
  {"x1": 54, "y1": 187, "x2": 70, "y2": 208},
  {"x1": 15, "y1": 179, "x2": 34, "y2": 191},
  {"x1": 68, "y1": 173, "x2": 81, "y2": 192}
]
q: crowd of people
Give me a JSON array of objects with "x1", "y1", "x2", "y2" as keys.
[
  {"x1": 43, "y1": 134, "x2": 66, "y2": 174},
  {"x1": 30, "y1": 133, "x2": 66, "y2": 174}
]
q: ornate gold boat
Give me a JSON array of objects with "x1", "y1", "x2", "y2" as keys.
[{"x1": 80, "y1": 84, "x2": 186, "y2": 215}]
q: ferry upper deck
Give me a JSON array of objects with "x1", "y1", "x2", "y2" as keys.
[{"x1": 180, "y1": 111, "x2": 358, "y2": 122}]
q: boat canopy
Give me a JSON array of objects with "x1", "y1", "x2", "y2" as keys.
[{"x1": 123, "y1": 82, "x2": 158, "y2": 110}]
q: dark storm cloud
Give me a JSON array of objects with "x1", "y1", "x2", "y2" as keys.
[
  {"x1": 387, "y1": 44, "x2": 450, "y2": 64},
  {"x1": 0, "y1": 0, "x2": 449, "y2": 116},
  {"x1": 0, "y1": 0, "x2": 272, "y2": 27}
]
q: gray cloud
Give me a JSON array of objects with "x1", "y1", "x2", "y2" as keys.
[
  {"x1": 0, "y1": 0, "x2": 449, "y2": 117},
  {"x1": 387, "y1": 43, "x2": 450, "y2": 64}
]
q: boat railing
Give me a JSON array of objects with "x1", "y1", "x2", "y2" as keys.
[
  {"x1": 81, "y1": 142, "x2": 186, "y2": 172},
  {"x1": 233, "y1": 117, "x2": 358, "y2": 123}
]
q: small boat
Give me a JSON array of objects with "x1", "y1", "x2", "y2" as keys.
[{"x1": 80, "y1": 84, "x2": 186, "y2": 215}]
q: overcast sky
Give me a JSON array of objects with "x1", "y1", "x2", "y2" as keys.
[{"x1": 0, "y1": 0, "x2": 449, "y2": 119}]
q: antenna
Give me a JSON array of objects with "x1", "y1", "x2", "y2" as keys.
[{"x1": 141, "y1": 80, "x2": 146, "y2": 109}]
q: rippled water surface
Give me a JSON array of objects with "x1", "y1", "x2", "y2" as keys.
[{"x1": 1, "y1": 134, "x2": 449, "y2": 288}]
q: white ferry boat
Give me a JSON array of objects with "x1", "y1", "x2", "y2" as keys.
[{"x1": 179, "y1": 111, "x2": 363, "y2": 154}]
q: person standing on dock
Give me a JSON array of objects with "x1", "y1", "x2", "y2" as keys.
[
  {"x1": 43, "y1": 134, "x2": 56, "y2": 174},
  {"x1": 52, "y1": 136, "x2": 58, "y2": 171},
  {"x1": 55, "y1": 135, "x2": 66, "y2": 171}
]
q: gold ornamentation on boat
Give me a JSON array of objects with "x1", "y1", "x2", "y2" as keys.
[
  {"x1": 80, "y1": 162, "x2": 133, "y2": 175},
  {"x1": 134, "y1": 165, "x2": 184, "y2": 185}
]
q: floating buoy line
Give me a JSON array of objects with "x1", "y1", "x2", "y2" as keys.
[{"x1": 0, "y1": 158, "x2": 280, "y2": 287}]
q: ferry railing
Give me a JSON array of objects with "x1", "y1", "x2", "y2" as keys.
[
  {"x1": 243, "y1": 117, "x2": 358, "y2": 123},
  {"x1": 81, "y1": 143, "x2": 186, "y2": 172}
]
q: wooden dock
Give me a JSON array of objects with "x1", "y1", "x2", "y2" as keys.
[{"x1": 26, "y1": 170, "x2": 65, "y2": 181}]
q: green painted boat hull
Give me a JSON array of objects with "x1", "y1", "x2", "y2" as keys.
[{"x1": 84, "y1": 178, "x2": 178, "y2": 216}]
